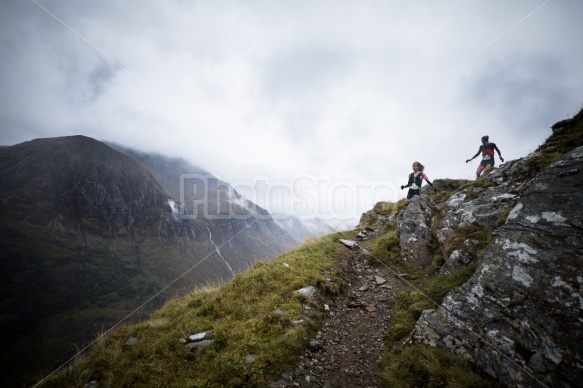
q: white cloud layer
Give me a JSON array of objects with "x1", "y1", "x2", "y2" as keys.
[{"x1": 1, "y1": 0, "x2": 582, "y2": 222}]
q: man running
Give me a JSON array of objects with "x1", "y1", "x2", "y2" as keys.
[{"x1": 466, "y1": 135, "x2": 504, "y2": 179}]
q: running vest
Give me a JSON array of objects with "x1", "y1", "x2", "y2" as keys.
[
  {"x1": 408, "y1": 172, "x2": 427, "y2": 190},
  {"x1": 481, "y1": 143, "x2": 496, "y2": 160}
]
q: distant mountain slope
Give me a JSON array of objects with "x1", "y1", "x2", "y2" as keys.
[
  {"x1": 106, "y1": 142, "x2": 298, "y2": 268},
  {"x1": 0, "y1": 135, "x2": 296, "y2": 387},
  {"x1": 273, "y1": 215, "x2": 337, "y2": 242}
]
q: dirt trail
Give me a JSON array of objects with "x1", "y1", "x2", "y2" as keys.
[{"x1": 273, "y1": 244, "x2": 407, "y2": 387}]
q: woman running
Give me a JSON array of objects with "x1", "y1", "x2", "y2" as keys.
[
  {"x1": 401, "y1": 161, "x2": 434, "y2": 199},
  {"x1": 466, "y1": 135, "x2": 504, "y2": 178}
]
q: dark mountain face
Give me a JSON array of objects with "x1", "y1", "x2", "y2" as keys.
[{"x1": 0, "y1": 136, "x2": 296, "y2": 387}]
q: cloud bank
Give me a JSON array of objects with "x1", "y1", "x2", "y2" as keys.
[{"x1": 1, "y1": 0, "x2": 582, "y2": 221}]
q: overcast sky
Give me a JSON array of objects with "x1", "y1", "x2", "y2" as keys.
[{"x1": 1, "y1": 0, "x2": 582, "y2": 224}]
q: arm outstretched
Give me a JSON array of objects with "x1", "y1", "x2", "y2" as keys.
[
  {"x1": 493, "y1": 144, "x2": 504, "y2": 162},
  {"x1": 466, "y1": 147, "x2": 481, "y2": 163}
]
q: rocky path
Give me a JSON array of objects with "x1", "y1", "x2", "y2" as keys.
[{"x1": 271, "y1": 244, "x2": 407, "y2": 387}]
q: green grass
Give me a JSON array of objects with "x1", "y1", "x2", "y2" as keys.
[
  {"x1": 364, "y1": 220, "x2": 427, "y2": 279},
  {"x1": 370, "y1": 228, "x2": 400, "y2": 260},
  {"x1": 442, "y1": 225, "x2": 492, "y2": 260},
  {"x1": 524, "y1": 106, "x2": 583, "y2": 177},
  {"x1": 429, "y1": 179, "x2": 472, "y2": 205},
  {"x1": 496, "y1": 207, "x2": 513, "y2": 228},
  {"x1": 372, "y1": 199, "x2": 409, "y2": 217},
  {"x1": 541, "y1": 107, "x2": 583, "y2": 154},
  {"x1": 383, "y1": 265, "x2": 477, "y2": 347},
  {"x1": 380, "y1": 344, "x2": 504, "y2": 388},
  {"x1": 360, "y1": 199, "x2": 408, "y2": 229},
  {"x1": 459, "y1": 179, "x2": 498, "y2": 191},
  {"x1": 41, "y1": 234, "x2": 345, "y2": 387}
]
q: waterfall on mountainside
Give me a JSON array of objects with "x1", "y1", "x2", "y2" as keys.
[{"x1": 206, "y1": 226, "x2": 235, "y2": 276}]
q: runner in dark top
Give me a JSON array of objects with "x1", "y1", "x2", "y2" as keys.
[
  {"x1": 466, "y1": 135, "x2": 504, "y2": 179},
  {"x1": 401, "y1": 161, "x2": 434, "y2": 199}
]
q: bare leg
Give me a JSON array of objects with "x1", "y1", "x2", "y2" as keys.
[{"x1": 476, "y1": 165, "x2": 486, "y2": 178}]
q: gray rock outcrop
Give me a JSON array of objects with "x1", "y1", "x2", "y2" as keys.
[
  {"x1": 439, "y1": 238, "x2": 483, "y2": 275},
  {"x1": 414, "y1": 146, "x2": 583, "y2": 387},
  {"x1": 438, "y1": 184, "x2": 519, "y2": 231}
]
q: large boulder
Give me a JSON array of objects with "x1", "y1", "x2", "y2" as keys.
[
  {"x1": 397, "y1": 195, "x2": 436, "y2": 269},
  {"x1": 413, "y1": 146, "x2": 583, "y2": 387}
]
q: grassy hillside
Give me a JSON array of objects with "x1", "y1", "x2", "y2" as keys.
[{"x1": 39, "y1": 233, "x2": 346, "y2": 387}]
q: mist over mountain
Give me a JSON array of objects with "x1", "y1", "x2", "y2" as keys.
[
  {"x1": 273, "y1": 215, "x2": 337, "y2": 243},
  {"x1": 108, "y1": 142, "x2": 336, "y2": 243},
  {"x1": 105, "y1": 142, "x2": 214, "y2": 200},
  {"x1": 0, "y1": 135, "x2": 296, "y2": 387},
  {"x1": 107, "y1": 141, "x2": 304, "y2": 268}
]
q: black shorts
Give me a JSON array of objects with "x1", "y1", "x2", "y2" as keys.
[
  {"x1": 407, "y1": 189, "x2": 421, "y2": 199},
  {"x1": 480, "y1": 159, "x2": 494, "y2": 167}
]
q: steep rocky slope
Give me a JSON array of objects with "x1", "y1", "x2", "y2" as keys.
[
  {"x1": 359, "y1": 107, "x2": 583, "y2": 387},
  {"x1": 414, "y1": 145, "x2": 583, "y2": 387}
]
